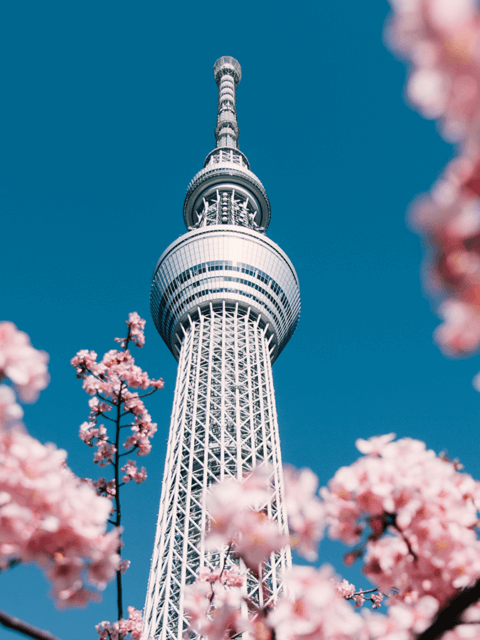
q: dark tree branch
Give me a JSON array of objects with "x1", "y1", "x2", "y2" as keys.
[
  {"x1": 0, "y1": 610, "x2": 63, "y2": 640},
  {"x1": 135, "y1": 388, "x2": 159, "y2": 400},
  {"x1": 416, "y1": 579, "x2": 480, "y2": 640},
  {"x1": 95, "y1": 392, "x2": 115, "y2": 406},
  {"x1": 118, "y1": 449, "x2": 137, "y2": 458},
  {"x1": 94, "y1": 413, "x2": 116, "y2": 423}
]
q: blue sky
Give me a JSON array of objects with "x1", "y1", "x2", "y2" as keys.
[{"x1": 2, "y1": 1, "x2": 478, "y2": 638}]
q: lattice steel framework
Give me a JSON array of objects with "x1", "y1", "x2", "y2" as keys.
[
  {"x1": 143, "y1": 57, "x2": 301, "y2": 640},
  {"x1": 143, "y1": 303, "x2": 291, "y2": 640}
]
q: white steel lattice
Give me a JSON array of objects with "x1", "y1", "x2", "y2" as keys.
[{"x1": 143, "y1": 302, "x2": 291, "y2": 640}]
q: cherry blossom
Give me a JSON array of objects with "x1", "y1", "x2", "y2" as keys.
[
  {"x1": 321, "y1": 434, "x2": 480, "y2": 610},
  {"x1": 283, "y1": 465, "x2": 325, "y2": 560},
  {"x1": 184, "y1": 567, "x2": 249, "y2": 640},
  {"x1": 0, "y1": 321, "x2": 49, "y2": 402},
  {"x1": 91, "y1": 477, "x2": 116, "y2": 500},
  {"x1": 71, "y1": 314, "x2": 162, "y2": 472},
  {"x1": 114, "y1": 312, "x2": 147, "y2": 349},
  {"x1": 0, "y1": 384, "x2": 23, "y2": 429},
  {"x1": 384, "y1": 0, "x2": 480, "y2": 358},
  {"x1": 0, "y1": 426, "x2": 120, "y2": 606},
  {"x1": 119, "y1": 559, "x2": 131, "y2": 574},
  {"x1": 96, "y1": 606, "x2": 148, "y2": 640},
  {"x1": 267, "y1": 565, "x2": 364, "y2": 640},
  {"x1": 121, "y1": 460, "x2": 147, "y2": 484},
  {"x1": 364, "y1": 595, "x2": 441, "y2": 640},
  {"x1": 206, "y1": 467, "x2": 288, "y2": 570}
]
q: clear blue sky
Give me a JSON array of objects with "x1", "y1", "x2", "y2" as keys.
[{"x1": 2, "y1": 1, "x2": 477, "y2": 638}]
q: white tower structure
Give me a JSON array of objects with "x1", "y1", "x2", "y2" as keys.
[{"x1": 143, "y1": 57, "x2": 301, "y2": 640}]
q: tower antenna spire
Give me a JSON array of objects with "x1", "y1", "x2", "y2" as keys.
[{"x1": 214, "y1": 56, "x2": 242, "y2": 149}]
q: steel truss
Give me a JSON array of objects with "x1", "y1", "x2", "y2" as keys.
[{"x1": 143, "y1": 302, "x2": 291, "y2": 640}]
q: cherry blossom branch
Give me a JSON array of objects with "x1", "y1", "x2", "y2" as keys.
[
  {"x1": 391, "y1": 518, "x2": 418, "y2": 562},
  {"x1": 113, "y1": 379, "x2": 124, "y2": 621},
  {"x1": 118, "y1": 449, "x2": 137, "y2": 458},
  {"x1": 0, "y1": 609, "x2": 63, "y2": 640},
  {"x1": 71, "y1": 313, "x2": 163, "y2": 636},
  {"x1": 95, "y1": 413, "x2": 116, "y2": 423},
  {"x1": 95, "y1": 392, "x2": 115, "y2": 406}
]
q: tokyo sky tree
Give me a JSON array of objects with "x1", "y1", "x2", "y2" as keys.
[{"x1": 143, "y1": 57, "x2": 301, "y2": 640}]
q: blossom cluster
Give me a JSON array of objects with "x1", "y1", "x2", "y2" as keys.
[
  {"x1": 186, "y1": 435, "x2": 480, "y2": 640},
  {"x1": 71, "y1": 312, "x2": 163, "y2": 472},
  {"x1": 206, "y1": 467, "x2": 289, "y2": 570},
  {"x1": 283, "y1": 465, "x2": 325, "y2": 561},
  {"x1": 321, "y1": 434, "x2": 480, "y2": 607},
  {"x1": 0, "y1": 321, "x2": 49, "y2": 403},
  {"x1": 0, "y1": 323, "x2": 119, "y2": 607},
  {"x1": 0, "y1": 427, "x2": 120, "y2": 606},
  {"x1": 386, "y1": 0, "x2": 480, "y2": 356},
  {"x1": 96, "y1": 606, "x2": 149, "y2": 640},
  {"x1": 185, "y1": 562, "x2": 385, "y2": 640},
  {"x1": 184, "y1": 565, "x2": 248, "y2": 640},
  {"x1": 334, "y1": 578, "x2": 383, "y2": 609},
  {"x1": 114, "y1": 312, "x2": 146, "y2": 349},
  {"x1": 185, "y1": 466, "x2": 382, "y2": 640}
]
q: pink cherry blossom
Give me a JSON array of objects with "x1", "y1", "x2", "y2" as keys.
[
  {"x1": 267, "y1": 565, "x2": 364, "y2": 640},
  {"x1": 72, "y1": 315, "x2": 161, "y2": 470},
  {"x1": 206, "y1": 467, "x2": 288, "y2": 569},
  {"x1": 96, "y1": 606, "x2": 146, "y2": 640},
  {"x1": 0, "y1": 384, "x2": 23, "y2": 429},
  {"x1": 114, "y1": 312, "x2": 146, "y2": 349},
  {"x1": 283, "y1": 465, "x2": 325, "y2": 560},
  {"x1": 334, "y1": 579, "x2": 356, "y2": 599},
  {"x1": 119, "y1": 559, "x2": 130, "y2": 574},
  {"x1": 91, "y1": 477, "x2": 116, "y2": 499},
  {"x1": 121, "y1": 460, "x2": 147, "y2": 485},
  {"x1": 0, "y1": 426, "x2": 119, "y2": 606},
  {"x1": 321, "y1": 434, "x2": 480, "y2": 608},
  {"x1": 384, "y1": 0, "x2": 480, "y2": 357},
  {"x1": 355, "y1": 432, "x2": 396, "y2": 455},
  {"x1": 363, "y1": 595, "x2": 440, "y2": 640},
  {"x1": 94, "y1": 441, "x2": 117, "y2": 467},
  {"x1": 184, "y1": 569, "x2": 248, "y2": 640},
  {"x1": 233, "y1": 510, "x2": 289, "y2": 570},
  {"x1": 0, "y1": 322, "x2": 49, "y2": 402}
]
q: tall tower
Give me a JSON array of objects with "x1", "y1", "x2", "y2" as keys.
[{"x1": 143, "y1": 57, "x2": 301, "y2": 640}]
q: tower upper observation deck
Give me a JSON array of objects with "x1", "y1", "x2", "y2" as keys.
[{"x1": 150, "y1": 57, "x2": 301, "y2": 362}]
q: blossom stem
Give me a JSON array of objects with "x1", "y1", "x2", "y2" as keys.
[{"x1": 0, "y1": 609, "x2": 63, "y2": 640}]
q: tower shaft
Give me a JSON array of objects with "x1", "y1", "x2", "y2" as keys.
[{"x1": 143, "y1": 303, "x2": 291, "y2": 640}]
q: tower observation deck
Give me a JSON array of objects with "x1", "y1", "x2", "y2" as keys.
[{"x1": 143, "y1": 57, "x2": 301, "y2": 640}]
